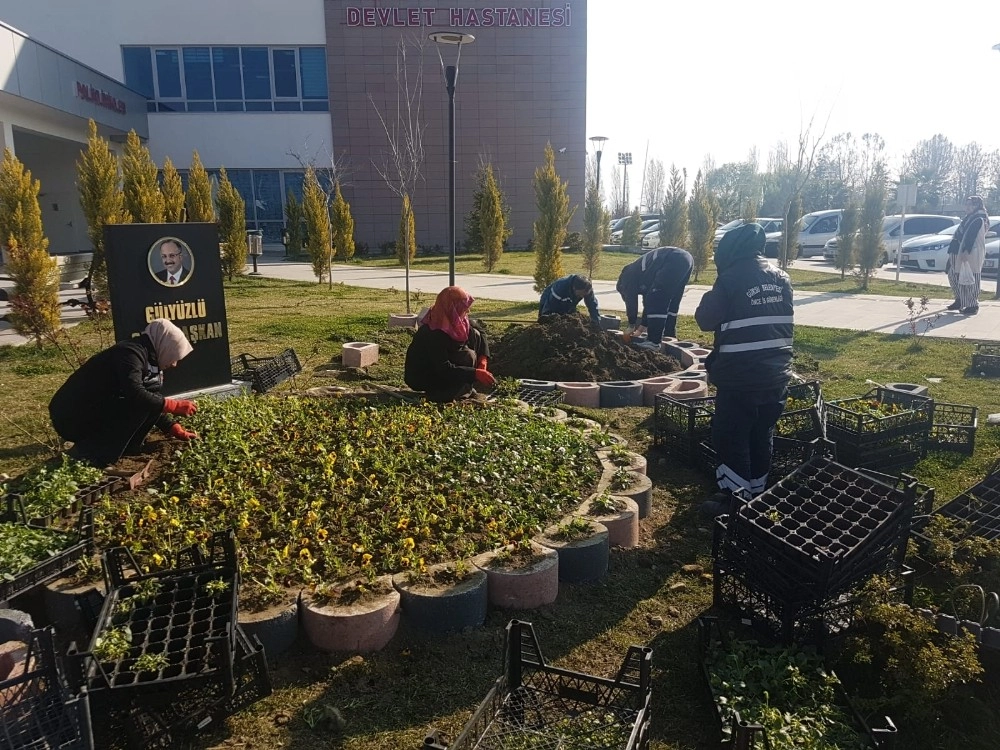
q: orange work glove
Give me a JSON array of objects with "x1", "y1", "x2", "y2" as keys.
[
  {"x1": 163, "y1": 398, "x2": 197, "y2": 416},
  {"x1": 168, "y1": 422, "x2": 198, "y2": 441},
  {"x1": 476, "y1": 356, "x2": 489, "y2": 371},
  {"x1": 474, "y1": 369, "x2": 496, "y2": 387}
]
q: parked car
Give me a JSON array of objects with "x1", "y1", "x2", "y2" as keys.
[
  {"x1": 981, "y1": 236, "x2": 1000, "y2": 277},
  {"x1": 823, "y1": 214, "x2": 960, "y2": 265},
  {"x1": 611, "y1": 219, "x2": 659, "y2": 244},
  {"x1": 712, "y1": 218, "x2": 784, "y2": 251},
  {"x1": 899, "y1": 217, "x2": 1000, "y2": 271},
  {"x1": 796, "y1": 210, "x2": 843, "y2": 258}
]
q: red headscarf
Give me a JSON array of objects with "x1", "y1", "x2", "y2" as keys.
[{"x1": 424, "y1": 286, "x2": 474, "y2": 342}]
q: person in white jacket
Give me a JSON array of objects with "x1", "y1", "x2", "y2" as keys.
[{"x1": 946, "y1": 196, "x2": 988, "y2": 316}]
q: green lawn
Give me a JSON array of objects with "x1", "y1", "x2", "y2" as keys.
[{"x1": 2, "y1": 276, "x2": 999, "y2": 750}]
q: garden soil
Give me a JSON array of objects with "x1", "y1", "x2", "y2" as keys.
[{"x1": 487, "y1": 315, "x2": 682, "y2": 382}]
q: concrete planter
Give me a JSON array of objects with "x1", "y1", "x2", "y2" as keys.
[
  {"x1": 472, "y1": 542, "x2": 559, "y2": 610},
  {"x1": 393, "y1": 563, "x2": 488, "y2": 635},
  {"x1": 537, "y1": 520, "x2": 610, "y2": 584},
  {"x1": 602, "y1": 470, "x2": 654, "y2": 519},
  {"x1": 576, "y1": 495, "x2": 640, "y2": 549},
  {"x1": 520, "y1": 379, "x2": 556, "y2": 391},
  {"x1": 885, "y1": 382, "x2": 930, "y2": 398},
  {"x1": 342, "y1": 342, "x2": 379, "y2": 368},
  {"x1": 239, "y1": 593, "x2": 300, "y2": 656},
  {"x1": 596, "y1": 448, "x2": 648, "y2": 476},
  {"x1": 560, "y1": 416, "x2": 602, "y2": 431},
  {"x1": 531, "y1": 406, "x2": 568, "y2": 421},
  {"x1": 599, "y1": 381, "x2": 644, "y2": 408},
  {"x1": 666, "y1": 379, "x2": 709, "y2": 400},
  {"x1": 388, "y1": 313, "x2": 418, "y2": 329},
  {"x1": 640, "y1": 375, "x2": 679, "y2": 407},
  {"x1": 556, "y1": 381, "x2": 601, "y2": 408},
  {"x1": 680, "y1": 347, "x2": 712, "y2": 368},
  {"x1": 300, "y1": 576, "x2": 400, "y2": 653},
  {"x1": 661, "y1": 340, "x2": 698, "y2": 362},
  {"x1": 599, "y1": 314, "x2": 621, "y2": 330}
]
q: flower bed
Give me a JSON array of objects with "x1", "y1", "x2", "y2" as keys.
[{"x1": 92, "y1": 395, "x2": 600, "y2": 608}]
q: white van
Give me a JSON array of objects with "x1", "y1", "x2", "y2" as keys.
[
  {"x1": 796, "y1": 210, "x2": 843, "y2": 258},
  {"x1": 823, "y1": 214, "x2": 960, "y2": 265}
]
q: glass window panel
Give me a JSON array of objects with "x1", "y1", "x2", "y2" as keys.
[
  {"x1": 216, "y1": 101, "x2": 244, "y2": 112},
  {"x1": 302, "y1": 101, "x2": 329, "y2": 112},
  {"x1": 241, "y1": 47, "x2": 271, "y2": 100},
  {"x1": 272, "y1": 49, "x2": 297, "y2": 97},
  {"x1": 212, "y1": 47, "x2": 242, "y2": 100},
  {"x1": 146, "y1": 101, "x2": 157, "y2": 113},
  {"x1": 283, "y1": 172, "x2": 305, "y2": 203},
  {"x1": 155, "y1": 49, "x2": 182, "y2": 98},
  {"x1": 299, "y1": 48, "x2": 327, "y2": 99},
  {"x1": 274, "y1": 101, "x2": 301, "y2": 112},
  {"x1": 259, "y1": 222, "x2": 284, "y2": 244},
  {"x1": 157, "y1": 101, "x2": 186, "y2": 112},
  {"x1": 183, "y1": 47, "x2": 213, "y2": 100},
  {"x1": 253, "y1": 171, "x2": 282, "y2": 221},
  {"x1": 122, "y1": 47, "x2": 154, "y2": 99},
  {"x1": 245, "y1": 101, "x2": 273, "y2": 111},
  {"x1": 187, "y1": 101, "x2": 215, "y2": 112},
  {"x1": 225, "y1": 170, "x2": 255, "y2": 221}
]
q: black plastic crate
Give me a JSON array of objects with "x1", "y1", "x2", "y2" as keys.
[
  {"x1": 424, "y1": 619, "x2": 652, "y2": 750},
  {"x1": 775, "y1": 380, "x2": 825, "y2": 441},
  {"x1": 916, "y1": 470, "x2": 1000, "y2": 542},
  {"x1": 824, "y1": 387, "x2": 933, "y2": 448},
  {"x1": 697, "y1": 616, "x2": 898, "y2": 747},
  {"x1": 928, "y1": 402, "x2": 977, "y2": 455},
  {"x1": 699, "y1": 436, "x2": 837, "y2": 486},
  {"x1": 69, "y1": 530, "x2": 239, "y2": 697},
  {"x1": 94, "y1": 626, "x2": 271, "y2": 749},
  {"x1": 834, "y1": 432, "x2": 927, "y2": 472},
  {"x1": 0, "y1": 627, "x2": 94, "y2": 750},
  {"x1": 725, "y1": 458, "x2": 916, "y2": 594},
  {"x1": 653, "y1": 393, "x2": 715, "y2": 438},
  {"x1": 855, "y1": 468, "x2": 935, "y2": 518},
  {"x1": 971, "y1": 343, "x2": 1000, "y2": 376},
  {"x1": 230, "y1": 348, "x2": 301, "y2": 393},
  {"x1": 0, "y1": 509, "x2": 95, "y2": 602},
  {"x1": 4, "y1": 477, "x2": 121, "y2": 529}
]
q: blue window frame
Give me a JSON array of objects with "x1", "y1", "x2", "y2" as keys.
[
  {"x1": 212, "y1": 47, "x2": 242, "y2": 101},
  {"x1": 183, "y1": 48, "x2": 213, "y2": 100},
  {"x1": 299, "y1": 48, "x2": 327, "y2": 99},
  {"x1": 241, "y1": 47, "x2": 271, "y2": 100},
  {"x1": 272, "y1": 49, "x2": 297, "y2": 98},
  {"x1": 122, "y1": 47, "x2": 154, "y2": 98},
  {"x1": 154, "y1": 49, "x2": 182, "y2": 98}
]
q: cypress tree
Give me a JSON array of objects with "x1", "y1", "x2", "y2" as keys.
[
  {"x1": 582, "y1": 176, "x2": 608, "y2": 278},
  {"x1": 76, "y1": 119, "x2": 129, "y2": 296},
  {"x1": 186, "y1": 151, "x2": 215, "y2": 222},
  {"x1": 658, "y1": 165, "x2": 689, "y2": 248},
  {"x1": 621, "y1": 208, "x2": 642, "y2": 248},
  {"x1": 835, "y1": 200, "x2": 860, "y2": 278},
  {"x1": 284, "y1": 191, "x2": 304, "y2": 256},
  {"x1": 857, "y1": 166, "x2": 888, "y2": 290},
  {"x1": 121, "y1": 129, "x2": 165, "y2": 223},
  {"x1": 480, "y1": 164, "x2": 510, "y2": 272},
  {"x1": 330, "y1": 181, "x2": 355, "y2": 261},
  {"x1": 780, "y1": 195, "x2": 802, "y2": 270},
  {"x1": 0, "y1": 151, "x2": 60, "y2": 345},
  {"x1": 687, "y1": 170, "x2": 716, "y2": 281},
  {"x1": 301, "y1": 166, "x2": 331, "y2": 282},
  {"x1": 216, "y1": 167, "x2": 247, "y2": 281},
  {"x1": 532, "y1": 143, "x2": 573, "y2": 292},
  {"x1": 396, "y1": 192, "x2": 416, "y2": 265},
  {"x1": 161, "y1": 156, "x2": 185, "y2": 222}
]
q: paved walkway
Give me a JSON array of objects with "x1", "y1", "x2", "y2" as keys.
[{"x1": 3, "y1": 258, "x2": 999, "y2": 346}]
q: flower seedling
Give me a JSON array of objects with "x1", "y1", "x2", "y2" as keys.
[
  {"x1": 590, "y1": 492, "x2": 624, "y2": 515},
  {"x1": 203, "y1": 578, "x2": 231, "y2": 597},
  {"x1": 588, "y1": 429, "x2": 617, "y2": 447},
  {"x1": 610, "y1": 467, "x2": 636, "y2": 491},
  {"x1": 131, "y1": 578, "x2": 162, "y2": 605},
  {"x1": 133, "y1": 652, "x2": 169, "y2": 673},
  {"x1": 93, "y1": 627, "x2": 132, "y2": 663},
  {"x1": 9, "y1": 455, "x2": 104, "y2": 519},
  {"x1": 607, "y1": 444, "x2": 632, "y2": 466},
  {"x1": 550, "y1": 517, "x2": 596, "y2": 542},
  {"x1": 0, "y1": 523, "x2": 73, "y2": 578}
]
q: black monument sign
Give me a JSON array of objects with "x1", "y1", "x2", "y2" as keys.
[{"x1": 105, "y1": 223, "x2": 231, "y2": 395}]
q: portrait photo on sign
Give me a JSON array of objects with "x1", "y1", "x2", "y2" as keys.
[{"x1": 149, "y1": 237, "x2": 195, "y2": 287}]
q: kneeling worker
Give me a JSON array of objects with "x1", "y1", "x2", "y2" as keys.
[
  {"x1": 538, "y1": 274, "x2": 600, "y2": 325},
  {"x1": 616, "y1": 246, "x2": 693, "y2": 344},
  {"x1": 404, "y1": 286, "x2": 496, "y2": 402}
]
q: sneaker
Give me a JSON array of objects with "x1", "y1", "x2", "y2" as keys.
[
  {"x1": 698, "y1": 491, "x2": 735, "y2": 519},
  {"x1": 946, "y1": 300, "x2": 962, "y2": 311},
  {"x1": 962, "y1": 306, "x2": 979, "y2": 316}
]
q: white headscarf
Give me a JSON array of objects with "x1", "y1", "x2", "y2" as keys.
[{"x1": 143, "y1": 319, "x2": 193, "y2": 366}]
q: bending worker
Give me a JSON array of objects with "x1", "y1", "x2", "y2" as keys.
[
  {"x1": 538, "y1": 274, "x2": 600, "y2": 324},
  {"x1": 404, "y1": 286, "x2": 496, "y2": 402},
  {"x1": 49, "y1": 318, "x2": 199, "y2": 467},
  {"x1": 695, "y1": 223, "x2": 794, "y2": 517},
  {"x1": 616, "y1": 246, "x2": 693, "y2": 344}
]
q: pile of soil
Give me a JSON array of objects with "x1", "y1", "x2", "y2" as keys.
[{"x1": 488, "y1": 315, "x2": 682, "y2": 382}]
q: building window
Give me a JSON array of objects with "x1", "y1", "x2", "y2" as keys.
[{"x1": 123, "y1": 45, "x2": 328, "y2": 113}]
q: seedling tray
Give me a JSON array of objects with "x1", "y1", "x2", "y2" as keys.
[
  {"x1": 697, "y1": 616, "x2": 898, "y2": 747},
  {"x1": 824, "y1": 387, "x2": 933, "y2": 448},
  {"x1": 916, "y1": 469, "x2": 1000, "y2": 542},
  {"x1": 971, "y1": 343, "x2": 1000, "y2": 376},
  {"x1": 94, "y1": 626, "x2": 270, "y2": 749},
  {"x1": 0, "y1": 627, "x2": 94, "y2": 750},
  {"x1": 0, "y1": 509, "x2": 94, "y2": 602},
  {"x1": 928, "y1": 402, "x2": 977, "y2": 455},
  {"x1": 425, "y1": 619, "x2": 652, "y2": 750},
  {"x1": 4, "y1": 476, "x2": 122, "y2": 529},
  {"x1": 653, "y1": 394, "x2": 714, "y2": 440},
  {"x1": 698, "y1": 436, "x2": 837, "y2": 486},
  {"x1": 855, "y1": 468, "x2": 935, "y2": 518},
  {"x1": 775, "y1": 379, "x2": 825, "y2": 441},
  {"x1": 230, "y1": 347, "x2": 301, "y2": 393},
  {"x1": 834, "y1": 433, "x2": 927, "y2": 472},
  {"x1": 725, "y1": 457, "x2": 916, "y2": 594}
]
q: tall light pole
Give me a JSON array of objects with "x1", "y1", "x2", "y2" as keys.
[
  {"x1": 618, "y1": 152, "x2": 632, "y2": 215},
  {"x1": 589, "y1": 136, "x2": 608, "y2": 198},
  {"x1": 994, "y1": 43, "x2": 1000, "y2": 298},
  {"x1": 430, "y1": 31, "x2": 475, "y2": 287}
]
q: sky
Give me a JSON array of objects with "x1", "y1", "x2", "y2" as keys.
[{"x1": 586, "y1": 0, "x2": 1000, "y2": 187}]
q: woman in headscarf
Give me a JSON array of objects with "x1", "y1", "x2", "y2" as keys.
[
  {"x1": 404, "y1": 286, "x2": 496, "y2": 402},
  {"x1": 946, "y1": 195, "x2": 989, "y2": 315},
  {"x1": 48, "y1": 319, "x2": 199, "y2": 467}
]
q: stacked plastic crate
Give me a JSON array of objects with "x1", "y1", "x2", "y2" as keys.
[
  {"x1": 712, "y1": 456, "x2": 917, "y2": 645},
  {"x1": 66, "y1": 530, "x2": 271, "y2": 747}
]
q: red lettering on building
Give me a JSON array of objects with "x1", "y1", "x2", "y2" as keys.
[
  {"x1": 343, "y1": 6, "x2": 573, "y2": 29},
  {"x1": 75, "y1": 81, "x2": 127, "y2": 114}
]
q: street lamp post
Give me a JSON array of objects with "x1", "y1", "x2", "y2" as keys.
[
  {"x1": 993, "y1": 43, "x2": 1000, "y2": 298},
  {"x1": 430, "y1": 31, "x2": 476, "y2": 287},
  {"x1": 589, "y1": 136, "x2": 608, "y2": 198},
  {"x1": 618, "y1": 152, "x2": 632, "y2": 214}
]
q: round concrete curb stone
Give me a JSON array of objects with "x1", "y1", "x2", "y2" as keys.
[
  {"x1": 576, "y1": 496, "x2": 640, "y2": 549},
  {"x1": 537, "y1": 522, "x2": 610, "y2": 584},
  {"x1": 640, "y1": 375, "x2": 679, "y2": 406},
  {"x1": 680, "y1": 347, "x2": 712, "y2": 368},
  {"x1": 600, "y1": 314, "x2": 621, "y2": 330},
  {"x1": 472, "y1": 542, "x2": 559, "y2": 610},
  {"x1": 520, "y1": 379, "x2": 556, "y2": 391},
  {"x1": 599, "y1": 381, "x2": 644, "y2": 408},
  {"x1": 301, "y1": 577, "x2": 401, "y2": 653},
  {"x1": 666, "y1": 380, "x2": 709, "y2": 400},
  {"x1": 392, "y1": 564, "x2": 488, "y2": 636},
  {"x1": 596, "y1": 448, "x2": 648, "y2": 476},
  {"x1": 603, "y1": 471, "x2": 654, "y2": 519},
  {"x1": 559, "y1": 416, "x2": 602, "y2": 430},
  {"x1": 884, "y1": 382, "x2": 930, "y2": 398},
  {"x1": 0, "y1": 609, "x2": 33, "y2": 643},
  {"x1": 556, "y1": 382, "x2": 601, "y2": 408},
  {"x1": 239, "y1": 595, "x2": 300, "y2": 656},
  {"x1": 388, "y1": 313, "x2": 418, "y2": 328}
]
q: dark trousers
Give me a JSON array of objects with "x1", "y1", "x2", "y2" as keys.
[
  {"x1": 425, "y1": 326, "x2": 490, "y2": 403},
  {"x1": 53, "y1": 400, "x2": 160, "y2": 467},
  {"x1": 711, "y1": 385, "x2": 786, "y2": 495}
]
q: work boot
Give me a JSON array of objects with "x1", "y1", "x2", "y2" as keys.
[
  {"x1": 962, "y1": 306, "x2": 979, "y2": 316},
  {"x1": 698, "y1": 491, "x2": 736, "y2": 519},
  {"x1": 946, "y1": 300, "x2": 962, "y2": 311}
]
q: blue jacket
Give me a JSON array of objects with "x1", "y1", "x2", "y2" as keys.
[
  {"x1": 615, "y1": 247, "x2": 693, "y2": 326},
  {"x1": 695, "y1": 224, "x2": 793, "y2": 391},
  {"x1": 539, "y1": 274, "x2": 600, "y2": 323}
]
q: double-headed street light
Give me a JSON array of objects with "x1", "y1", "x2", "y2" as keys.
[
  {"x1": 430, "y1": 31, "x2": 476, "y2": 287},
  {"x1": 589, "y1": 136, "x2": 608, "y2": 197},
  {"x1": 618, "y1": 152, "x2": 632, "y2": 213}
]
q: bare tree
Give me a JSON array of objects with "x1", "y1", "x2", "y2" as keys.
[
  {"x1": 371, "y1": 36, "x2": 427, "y2": 312},
  {"x1": 902, "y1": 134, "x2": 955, "y2": 211},
  {"x1": 609, "y1": 165, "x2": 625, "y2": 218},
  {"x1": 641, "y1": 158, "x2": 666, "y2": 213},
  {"x1": 953, "y1": 142, "x2": 992, "y2": 205}
]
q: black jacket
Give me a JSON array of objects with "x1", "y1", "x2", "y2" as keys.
[
  {"x1": 403, "y1": 324, "x2": 489, "y2": 394},
  {"x1": 695, "y1": 225, "x2": 793, "y2": 391},
  {"x1": 615, "y1": 247, "x2": 693, "y2": 325}
]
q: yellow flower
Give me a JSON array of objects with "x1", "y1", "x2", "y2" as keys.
[
  {"x1": 361, "y1": 553, "x2": 373, "y2": 565},
  {"x1": 352, "y1": 543, "x2": 365, "y2": 553},
  {"x1": 305, "y1": 510, "x2": 319, "y2": 526},
  {"x1": 402, "y1": 537, "x2": 415, "y2": 550},
  {"x1": 397, "y1": 517, "x2": 410, "y2": 530},
  {"x1": 299, "y1": 548, "x2": 312, "y2": 560},
  {"x1": 169, "y1": 518, "x2": 181, "y2": 528},
  {"x1": 170, "y1": 496, "x2": 179, "y2": 504},
  {"x1": 300, "y1": 537, "x2": 310, "y2": 547},
  {"x1": 152, "y1": 553, "x2": 164, "y2": 566},
  {"x1": 316, "y1": 529, "x2": 329, "y2": 542},
  {"x1": 247, "y1": 498, "x2": 261, "y2": 511}
]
